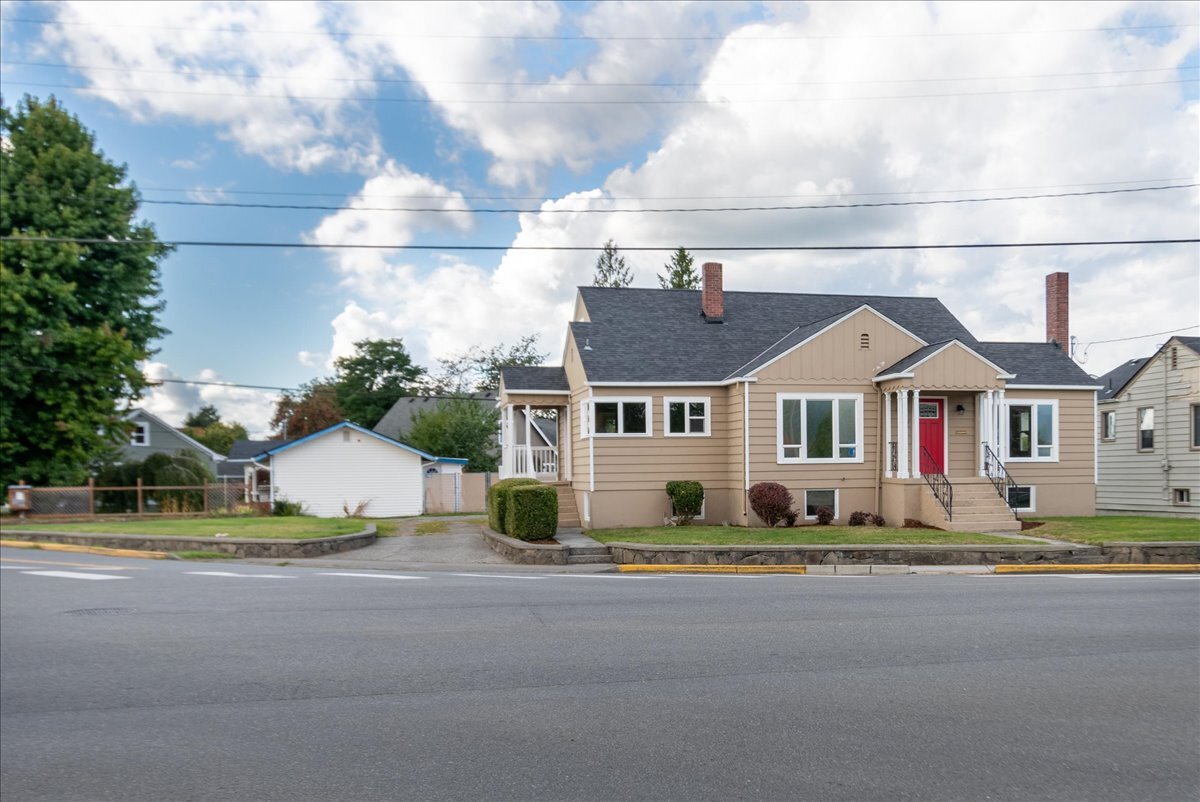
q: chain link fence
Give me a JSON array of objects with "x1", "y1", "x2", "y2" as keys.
[{"x1": 13, "y1": 481, "x2": 248, "y2": 517}]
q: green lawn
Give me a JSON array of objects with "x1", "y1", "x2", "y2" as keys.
[
  {"x1": 1027, "y1": 516, "x2": 1200, "y2": 546},
  {"x1": 0, "y1": 516, "x2": 368, "y2": 540},
  {"x1": 587, "y1": 525, "x2": 1032, "y2": 546}
]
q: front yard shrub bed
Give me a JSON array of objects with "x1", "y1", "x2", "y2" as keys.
[
  {"x1": 0, "y1": 516, "x2": 365, "y2": 540},
  {"x1": 487, "y1": 478, "x2": 540, "y2": 534},
  {"x1": 506, "y1": 485, "x2": 558, "y2": 541},
  {"x1": 1026, "y1": 516, "x2": 1200, "y2": 545},
  {"x1": 587, "y1": 526, "x2": 1032, "y2": 546}
]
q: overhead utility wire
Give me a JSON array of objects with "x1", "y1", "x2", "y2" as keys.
[
  {"x1": 4, "y1": 236, "x2": 1196, "y2": 252},
  {"x1": 4, "y1": 16, "x2": 1194, "y2": 39},
  {"x1": 1085, "y1": 326, "x2": 1199, "y2": 346},
  {"x1": 150, "y1": 378, "x2": 297, "y2": 392},
  {"x1": 134, "y1": 177, "x2": 1197, "y2": 203},
  {"x1": 14, "y1": 78, "x2": 1191, "y2": 104},
  {"x1": 129, "y1": 183, "x2": 1198, "y2": 214},
  {"x1": 4, "y1": 59, "x2": 1191, "y2": 87}
]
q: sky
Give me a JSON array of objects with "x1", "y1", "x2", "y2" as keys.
[{"x1": 2, "y1": 0, "x2": 1197, "y2": 438}]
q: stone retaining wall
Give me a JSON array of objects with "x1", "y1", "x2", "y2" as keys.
[
  {"x1": 606, "y1": 542, "x2": 1103, "y2": 566},
  {"x1": 480, "y1": 526, "x2": 568, "y2": 565},
  {"x1": 2, "y1": 525, "x2": 377, "y2": 558},
  {"x1": 1101, "y1": 541, "x2": 1200, "y2": 564}
]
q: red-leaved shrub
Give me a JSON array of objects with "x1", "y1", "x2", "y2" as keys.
[{"x1": 748, "y1": 482, "x2": 794, "y2": 527}]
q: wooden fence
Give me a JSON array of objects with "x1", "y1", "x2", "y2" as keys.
[
  {"x1": 6, "y1": 479, "x2": 249, "y2": 517},
  {"x1": 424, "y1": 473, "x2": 490, "y2": 514}
]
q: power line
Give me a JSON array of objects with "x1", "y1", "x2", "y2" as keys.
[
  {"x1": 5, "y1": 58, "x2": 1192, "y2": 88},
  {"x1": 3, "y1": 236, "x2": 1197, "y2": 252},
  {"x1": 1085, "y1": 326, "x2": 1199, "y2": 346},
  {"x1": 132, "y1": 176, "x2": 1199, "y2": 203},
  {"x1": 150, "y1": 378, "x2": 296, "y2": 392},
  {"x1": 13, "y1": 78, "x2": 1191, "y2": 104},
  {"x1": 126, "y1": 183, "x2": 1200, "y2": 215},
  {"x1": 3, "y1": 16, "x2": 1195, "y2": 40}
]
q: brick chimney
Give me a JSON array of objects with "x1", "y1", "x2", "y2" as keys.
[
  {"x1": 1045, "y1": 272, "x2": 1069, "y2": 349},
  {"x1": 701, "y1": 262, "x2": 724, "y2": 322}
]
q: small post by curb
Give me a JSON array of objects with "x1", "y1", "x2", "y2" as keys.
[
  {"x1": 203, "y1": 479, "x2": 209, "y2": 514},
  {"x1": 136, "y1": 478, "x2": 144, "y2": 515},
  {"x1": 87, "y1": 477, "x2": 95, "y2": 514}
]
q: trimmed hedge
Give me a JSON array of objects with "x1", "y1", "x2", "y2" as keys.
[
  {"x1": 487, "y1": 478, "x2": 540, "y2": 534},
  {"x1": 505, "y1": 484, "x2": 558, "y2": 541},
  {"x1": 748, "y1": 482, "x2": 794, "y2": 527},
  {"x1": 665, "y1": 480, "x2": 704, "y2": 525}
]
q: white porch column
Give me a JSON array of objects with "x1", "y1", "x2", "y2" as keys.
[
  {"x1": 524, "y1": 404, "x2": 534, "y2": 477},
  {"x1": 977, "y1": 392, "x2": 987, "y2": 476},
  {"x1": 563, "y1": 403, "x2": 572, "y2": 482},
  {"x1": 995, "y1": 388, "x2": 1006, "y2": 462},
  {"x1": 883, "y1": 391, "x2": 893, "y2": 478},
  {"x1": 897, "y1": 389, "x2": 910, "y2": 479},
  {"x1": 911, "y1": 389, "x2": 921, "y2": 476}
]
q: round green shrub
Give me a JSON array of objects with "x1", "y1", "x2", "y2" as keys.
[
  {"x1": 487, "y1": 478, "x2": 540, "y2": 534},
  {"x1": 665, "y1": 480, "x2": 704, "y2": 525},
  {"x1": 505, "y1": 484, "x2": 558, "y2": 541},
  {"x1": 748, "y1": 481, "x2": 794, "y2": 527}
]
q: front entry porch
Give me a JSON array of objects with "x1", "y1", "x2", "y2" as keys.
[{"x1": 497, "y1": 399, "x2": 570, "y2": 483}]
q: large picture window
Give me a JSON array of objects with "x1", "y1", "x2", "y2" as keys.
[
  {"x1": 777, "y1": 394, "x2": 863, "y2": 463},
  {"x1": 1006, "y1": 400, "x2": 1057, "y2": 461},
  {"x1": 664, "y1": 397, "x2": 710, "y2": 436},
  {"x1": 590, "y1": 398, "x2": 651, "y2": 437}
]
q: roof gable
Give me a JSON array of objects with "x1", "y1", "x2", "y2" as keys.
[
  {"x1": 126, "y1": 408, "x2": 225, "y2": 461},
  {"x1": 258, "y1": 421, "x2": 466, "y2": 463},
  {"x1": 1097, "y1": 336, "x2": 1200, "y2": 401},
  {"x1": 876, "y1": 340, "x2": 1014, "y2": 381}
]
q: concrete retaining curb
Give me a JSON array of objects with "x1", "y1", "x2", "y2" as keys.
[
  {"x1": 0, "y1": 525, "x2": 377, "y2": 559},
  {"x1": 606, "y1": 541, "x2": 1102, "y2": 566},
  {"x1": 480, "y1": 526, "x2": 569, "y2": 565}
]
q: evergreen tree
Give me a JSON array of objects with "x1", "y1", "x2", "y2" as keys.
[
  {"x1": 184, "y1": 405, "x2": 221, "y2": 429},
  {"x1": 658, "y1": 247, "x2": 699, "y2": 289},
  {"x1": 592, "y1": 239, "x2": 633, "y2": 287},
  {"x1": 1, "y1": 95, "x2": 170, "y2": 486},
  {"x1": 333, "y1": 338, "x2": 425, "y2": 428}
]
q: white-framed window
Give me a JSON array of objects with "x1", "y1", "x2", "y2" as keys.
[
  {"x1": 130, "y1": 422, "x2": 150, "y2": 446},
  {"x1": 1007, "y1": 485, "x2": 1036, "y2": 512},
  {"x1": 589, "y1": 397, "x2": 651, "y2": 437},
  {"x1": 1190, "y1": 404, "x2": 1199, "y2": 450},
  {"x1": 1137, "y1": 407, "x2": 1155, "y2": 451},
  {"x1": 664, "y1": 397, "x2": 710, "y2": 436},
  {"x1": 804, "y1": 489, "x2": 838, "y2": 520},
  {"x1": 1173, "y1": 488, "x2": 1191, "y2": 505},
  {"x1": 1101, "y1": 410, "x2": 1116, "y2": 442},
  {"x1": 777, "y1": 393, "x2": 864, "y2": 463},
  {"x1": 1005, "y1": 399, "x2": 1058, "y2": 462}
]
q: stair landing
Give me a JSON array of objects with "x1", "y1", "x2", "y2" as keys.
[{"x1": 926, "y1": 477, "x2": 1022, "y2": 533}]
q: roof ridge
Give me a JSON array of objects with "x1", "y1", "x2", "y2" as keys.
[{"x1": 579, "y1": 285, "x2": 941, "y2": 301}]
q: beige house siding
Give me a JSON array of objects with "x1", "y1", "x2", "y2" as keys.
[
  {"x1": 1097, "y1": 342, "x2": 1200, "y2": 518},
  {"x1": 1002, "y1": 389, "x2": 1096, "y2": 516},
  {"x1": 907, "y1": 345, "x2": 1007, "y2": 390},
  {"x1": 754, "y1": 306, "x2": 924, "y2": 383}
]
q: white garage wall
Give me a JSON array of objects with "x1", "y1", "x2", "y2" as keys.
[{"x1": 272, "y1": 428, "x2": 425, "y2": 518}]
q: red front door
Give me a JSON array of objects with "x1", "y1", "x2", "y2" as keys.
[{"x1": 918, "y1": 398, "x2": 945, "y2": 475}]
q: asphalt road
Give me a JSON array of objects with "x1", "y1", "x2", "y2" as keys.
[{"x1": 2, "y1": 547, "x2": 1198, "y2": 801}]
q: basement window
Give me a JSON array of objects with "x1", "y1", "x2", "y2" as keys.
[
  {"x1": 1174, "y1": 488, "x2": 1191, "y2": 505},
  {"x1": 1007, "y1": 486, "x2": 1035, "y2": 511},
  {"x1": 804, "y1": 489, "x2": 838, "y2": 520}
]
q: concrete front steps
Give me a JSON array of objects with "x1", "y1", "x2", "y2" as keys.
[
  {"x1": 926, "y1": 477, "x2": 1022, "y2": 533},
  {"x1": 553, "y1": 527, "x2": 613, "y2": 565},
  {"x1": 549, "y1": 482, "x2": 581, "y2": 529}
]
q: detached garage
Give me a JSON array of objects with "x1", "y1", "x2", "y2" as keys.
[{"x1": 257, "y1": 422, "x2": 467, "y2": 518}]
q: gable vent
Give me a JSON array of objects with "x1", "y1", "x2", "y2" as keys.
[
  {"x1": 1171, "y1": 347, "x2": 1178, "y2": 370},
  {"x1": 859, "y1": 333, "x2": 870, "y2": 349}
]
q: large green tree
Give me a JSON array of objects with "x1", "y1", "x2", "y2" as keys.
[
  {"x1": 0, "y1": 95, "x2": 170, "y2": 486},
  {"x1": 333, "y1": 338, "x2": 425, "y2": 427},
  {"x1": 185, "y1": 420, "x2": 248, "y2": 456},
  {"x1": 592, "y1": 239, "x2": 633, "y2": 287},
  {"x1": 406, "y1": 397, "x2": 500, "y2": 472},
  {"x1": 433, "y1": 335, "x2": 548, "y2": 394},
  {"x1": 658, "y1": 246, "x2": 699, "y2": 289}
]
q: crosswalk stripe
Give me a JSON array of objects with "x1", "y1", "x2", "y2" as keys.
[
  {"x1": 19, "y1": 570, "x2": 128, "y2": 581},
  {"x1": 450, "y1": 573, "x2": 543, "y2": 580},
  {"x1": 2, "y1": 558, "x2": 144, "y2": 570},
  {"x1": 317, "y1": 572, "x2": 427, "y2": 580},
  {"x1": 185, "y1": 571, "x2": 297, "y2": 579}
]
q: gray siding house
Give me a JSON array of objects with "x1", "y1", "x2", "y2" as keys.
[
  {"x1": 1096, "y1": 336, "x2": 1199, "y2": 518},
  {"x1": 119, "y1": 408, "x2": 224, "y2": 474}
]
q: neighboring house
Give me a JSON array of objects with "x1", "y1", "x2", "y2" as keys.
[
  {"x1": 218, "y1": 439, "x2": 290, "y2": 503},
  {"x1": 119, "y1": 408, "x2": 225, "y2": 473},
  {"x1": 373, "y1": 393, "x2": 498, "y2": 442},
  {"x1": 1095, "y1": 337, "x2": 1200, "y2": 518},
  {"x1": 498, "y1": 265, "x2": 1099, "y2": 530},
  {"x1": 252, "y1": 421, "x2": 467, "y2": 518}
]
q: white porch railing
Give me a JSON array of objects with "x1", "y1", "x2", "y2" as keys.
[{"x1": 508, "y1": 445, "x2": 557, "y2": 478}]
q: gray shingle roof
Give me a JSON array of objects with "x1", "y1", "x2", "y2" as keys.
[
  {"x1": 217, "y1": 439, "x2": 290, "y2": 478},
  {"x1": 1095, "y1": 357, "x2": 1149, "y2": 400},
  {"x1": 975, "y1": 342, "x2": 1096, "y2": 387},
  {"x1": 876, "y1": 341, "x2": 956, "y2": 377},
  {"x1": 570, "y1": 286, "x2": 978, "y2": 383},
  {"x1": 373, "y1": 394, "x2": 497, "y2": 441},
  {"x1": 1177, "y1": 336, "x2": 1200, "y2": 355},
  {"x1": 499, "y1": 366, "x2": 569, "y2": 392}
]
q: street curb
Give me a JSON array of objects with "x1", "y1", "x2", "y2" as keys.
[
  {"x1": 0, "y1": 539, "x2": 168, "y2": 560},
  {"x1": 994, "y1": 563, "x2": 1200, "y2": 574},
  {"x1": 618, "y1": 564, "x2": 808, "y2": 574}
]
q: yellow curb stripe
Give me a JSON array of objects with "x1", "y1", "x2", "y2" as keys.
[
  {"x1": 0, "y1": 539, "x2": 168, "y2": 560},
  {"x1": 995, "y1": 563, "x2": 1200, "y2": 574},
  {"x1": 618, "y1": 564, "x2": 807, "y2": 574}
]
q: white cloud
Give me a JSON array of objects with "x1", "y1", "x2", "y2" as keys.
[
  {"x1": 314, "y1": 1, "x2": 1198, "y2": 376},
  {"x1": 140, "y1": 362, "x2": 281, "y2": 439}
]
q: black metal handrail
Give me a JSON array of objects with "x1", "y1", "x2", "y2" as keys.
[
  {"x1": 888, "y1": 441, "x2": 898, "y2": 474},
  {"x1": 983, "y1": 443, "x2": 1020, "y2": 511},
  {"x1": 920, "y1": 446, "x2": 953, "y2": 521}
]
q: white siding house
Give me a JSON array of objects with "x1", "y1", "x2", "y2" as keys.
[
  {"x1": 1096, "y1": 337, "x2": 1200, "y2": 518},
  {"x1": 259, "y1": 422, "x2": 467, "y2": 518}
]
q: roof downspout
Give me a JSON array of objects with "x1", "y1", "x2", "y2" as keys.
[
  {"x1": 875, "y1": 388, "x2": 884, "y2": 517},
  {"x1": 743, "y1": 380, "x2": 750, "y2": 522},
  {"x1": 588, "y1": 386, "x2": 595, "y2": 494}
]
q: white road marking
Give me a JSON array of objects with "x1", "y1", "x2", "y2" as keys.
[
  {"x1": 450, "y1": 573, "x2": 544, "y2": 580},
  {"x1": 185, "y1": 571, "x2": 297, "y2": 579},
  {"x1": 20, "y1": 570, "x2": 128, "y2": 581},
  {"x1": 317, "y1": 572, "x2": 427, "y2": 580}
]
